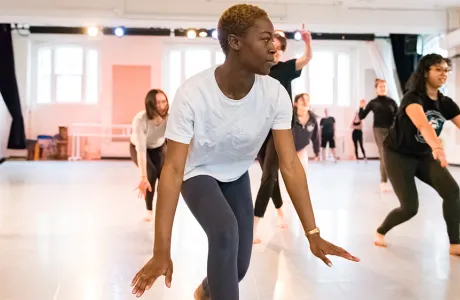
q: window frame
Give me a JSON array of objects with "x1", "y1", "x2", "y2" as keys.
[
  {"x1": 163, "y1": 42, "x2": 224, "y2": 102},
  {"x1": 31, "y1": 40, "x2": 101, "y2": 106},
  {"x1": 289, "y1": 44, "x2": 354, "y2": 107}
]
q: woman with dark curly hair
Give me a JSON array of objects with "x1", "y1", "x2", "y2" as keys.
[
  {"x1": 130, "y1": 4, "x2": 359, "y2": 300},
  {"x1": 374, "y1": 53, "x2": 460, "y2": 256},
  {"x1": 129, "y1": 89, "x2": 169, "y2": 221}
]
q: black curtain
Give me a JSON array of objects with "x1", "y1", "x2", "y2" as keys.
[
  {"x1": 0, "y1": 24, "x2": 26, "y2": 149},
  {"x1": 390, "y1": 34, "x2": 421, "y2": 95}
]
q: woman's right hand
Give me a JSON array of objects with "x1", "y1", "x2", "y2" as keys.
[
  {"x1": 135, "y1": 177, "x2": 152, "y2": 199},
  {"x1": 131, "y1": 253, "x2": 173, "y2": 298},
  {"x1": 359, "y1": 99, "x2": 366, "y2": 108},
  {"x1": 432, "y1": 148, "x2": 448, "y2": 167}
]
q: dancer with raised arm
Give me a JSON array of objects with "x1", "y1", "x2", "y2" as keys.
[{"x1": 253, "y1": 24, "x2": 312, "y2": 244}]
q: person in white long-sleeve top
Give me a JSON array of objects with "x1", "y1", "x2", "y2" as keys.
[{"x1": 129, "y1": 89, "x2": 169, "y2": 221}]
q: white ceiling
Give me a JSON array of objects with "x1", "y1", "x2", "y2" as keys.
[
  {"x1": 214, "y1": 0, "x2": 459, "y2": 10},
  {"x1": 0, "y1": 0, "x2": 457, "y2": 34}
]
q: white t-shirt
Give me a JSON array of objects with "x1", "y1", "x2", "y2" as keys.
[
  {"x1": 165, "y1": 65, "x2": 293, "y2": 182},
  {"x1": 130, "y1": 111, "x2": 167, "y2": 151}
]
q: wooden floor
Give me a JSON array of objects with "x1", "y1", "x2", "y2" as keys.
[{"x1": 1, "y1": 160, "x2": 460, "y2": 300}]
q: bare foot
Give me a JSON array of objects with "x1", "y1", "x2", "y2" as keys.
[
  {"x1": 253, "y1": 237, "x2": 262, "y2": 244},
  {"x1": 194, "y1": 284, "x2": 210, "y2": 300},
  {"x1": 277, "y1": 218, "x2": 288, "y2": 229},
  {"x1": 380, "y1": 182, "x2": 391, "y2": 193},
  {"x1": 449, "y1": 244, "x2": 460, "y2": 256},
  {"x1": 253, "y1": 217, "x2": 261, "y2": 244},
  {"x1": 143, "y1": 210, "x2": 153, "y2": 222},
  {"x1": 276, "y1": 209, "x2": 288, "y2": 229},
  {"x1": 374, "y1": 232, "x2": 387, "y2": 247}
]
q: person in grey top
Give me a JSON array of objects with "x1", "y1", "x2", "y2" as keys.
[{"x1": 129, "y1": 89, "x2": 169, "y2": 221}]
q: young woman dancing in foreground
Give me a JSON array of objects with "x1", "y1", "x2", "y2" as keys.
[{"x1": 131, "y1": 4, "x2": 360, "y2": 300}]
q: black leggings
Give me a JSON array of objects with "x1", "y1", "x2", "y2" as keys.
[
  {"x1": 254, "y1": 135, "x2": 283, "y2": 218},
  {"x1": 352, "y1": 130, "x2": 366, "y2": 159},
  {"x1": 181, "y1": 172, "x2": 253, "y2": 300},
  {"x1": 129, "y1": 143, "x2": 165, "y2": 210},
  {"x1": 377, "y1": 147, "x2": 460, "y2": 244}
]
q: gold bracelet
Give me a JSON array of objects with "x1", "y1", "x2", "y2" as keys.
[{"x1": 305, "y1": 227, "x2": 320, "y2": 237}]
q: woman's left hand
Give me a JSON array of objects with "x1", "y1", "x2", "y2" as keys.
[{"x1": 308, "y1": 234, "x2": 360, "y2": 266}]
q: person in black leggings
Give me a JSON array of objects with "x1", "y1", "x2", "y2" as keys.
[
  {"x1": 359, "y1": 79, "x2": 398, "y2": 191},
  {"x1": 291, "y1": 93, "x2": 320, "y2": 169},
  {"x1": 253, "y1": 25, "x2": 312, "y2": 243},
  {"x1": 320, "y1": 108, "x2": 337, "y2": 162},
  {"x1": 130, "y1": 5, "x2": 359, "y2": 300},
  {"x1": 129, "y1": 89, "x2": 168, "y2": 221},
  {"x1": 374, "y1": 54, "x2": 460, "y2": 256},
  {"x1": 350, "y1": 112, "x2": 366, "y2": 161}
]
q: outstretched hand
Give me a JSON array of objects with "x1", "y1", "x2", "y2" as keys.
[
  {"x1": 131, "y1": 254, "x2": 173, "y2": 298},
  {"x1": 308, "y1": 234, "x2": 360, "y2": 267},
  {"x1": 134, "y1": 178, "x2": 152, "y2": 199}
]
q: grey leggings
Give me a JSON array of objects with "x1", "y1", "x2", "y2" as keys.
[
  {"x1": 373, "y1": 127, "x2": 389, "y2": 183},
  {"x1": 377, "y1": 147, "x2": 460, "y2": 244},
  {"x1": 181, "y1": 172, "x2": 253, "y2": 300}
]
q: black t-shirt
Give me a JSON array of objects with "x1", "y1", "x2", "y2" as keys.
[
  {"x1": 269, "y1": 58, "x2": 302, "y2": 101},
  {"x1": 359, "y1": 96, "x2": 398, "y2": 129},
  {"x1": 320, "y1": 117, "x2": 335, "y2": 136},
  {"x1": 384, "y1": 91, "x2": 460, "y2": 156},
  {"x1": 260, "y1": 58, "x2": 302, "y2": 147}
]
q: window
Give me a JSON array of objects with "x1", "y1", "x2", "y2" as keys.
[
  {"x1": 292, "y1": 66, "x2": 307, "y2": 100},
  {"x1": 185, "y1": 50, "x2": 212, "y2": 79},
  {"x1": 35, "y1": 45, "x2": 99, "y2": 104},
  {"x1": 167, "y1": 50, "x2": 182, "y2": 102},
  {"x1": 37, "y1": 47, "x2": 52, "y2": 104},
  {"x1": 292, "y1": 51, "x2": 352, "y2": 106},
  {"x1": 309, "y1": 52, "x2": 334, "y2": 105},
  {"x1": 337, "y1": 53, "x2": 351, "y2": 107},
  {"x1": 165, "y1": 46, "x2": 224, "y2": 102},
  {"x1": 216, "y1": 52, "x2": 225, "y2": 65},
  {"x1": 85, "y1": 50, "x2": 99, "y2": 104}
]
